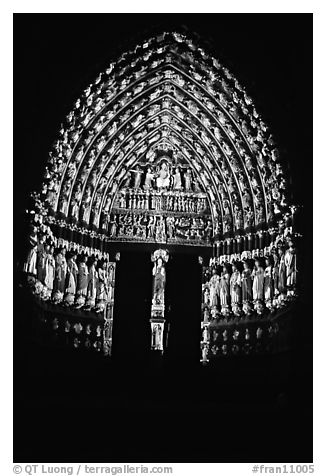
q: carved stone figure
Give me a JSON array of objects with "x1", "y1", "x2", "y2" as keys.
[
  {"x1": 109, "y1": 215, "x2": 118, "y2": 238},
  {"x1": 131, "y1": 165, "x2": 143, "y2": 189},
  {"x1": 143, "y1": 167, "x2": 155, "y2": 190},
  {"x1": 75, "y1": 255, "x2": 89, "y2": 308},
  {"x1": 63, "y1": 253, "x2": 78, "y2": 306},
  {"x1": 147, "y1": 216, "x2": 156, "y2": 239},
  {"x1": 95, "y1": 261, "x2": 108, "y2": 312},
  {"x1": 155, "y1": 216, "x2": 166, "y2": 242},
  {"x1": 241, "y1": 261, "x2": 253, "y2": 303},
  {"x1": 53, "y1": 248, "x2": 67, "y2": 303},
  {"x1": 85, "y1": 259, "x2": 98, "y2": 309},
  {"x1": 58, "y1": 181, "x2": 71, "y2": 216},
  {"x1": 252, "y1": 259, "x2": 264, "y2": 302},
  {"x1": 209, "y1": 269, "x2": 220, "y2": 308},
  {"x1": 203, "y1": 287, "x2": 210, "y2": 306},
  {"x1": 152, "y1": 323, "x2": 164, "y2": 351},
  {"x1": 81, "y1": 188, "x2": 92, "y2": 223},
  {"x1": 284, "y1": 240, "x2": 297, "y2": 296},
  {"x1": 44, "y1": 245, "x2": 55, "y2": 299},
  {"x1": 172, "y1": 167, "x2": 183, "y2": 190},
  {"x1": 201, "y1": 344, "x2": 209, "y2": 363},
  {"x1": 277, "y1": 247, "x2": 287, "y2": 299},
  {"x1": 36, "y1": 236, "x2": 47, "y2": 283},
  {"x1": 24, "y1": 226, "x2": 38, "y2": 275},
  {"x1": 152, "y1": 257, "x2": 166, "y2": 305},
  {"x1": 264, "y1": 256, "x2": 274, "y2": 308},
  {"x1": 230, "y1": 263, "x2": 242, "y2": 315},
  {"x1": 71, "y1": 199, "x2": 79, "y2": 221},
  {"x1": 166, "y1": 216, "x2": 175, "y2": 238},
  {"x1": 203, "y1": 306, "x2": 210, "y2": 322},
  {"x1": 156, "y1": 161, "x2": 170, "y2": 189},
  {"x1": 220, "y1": 265, "x2": 231, "y2": 315},
  {"x1": 202, "y1": 326, "x2": 209, "y2": 343},
  {"x1": 183, "y1": 168, "x2": 193, "y2": 192}
]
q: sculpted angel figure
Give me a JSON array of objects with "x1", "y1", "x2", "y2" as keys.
[
  {"x1": 143, "y1": 167, "x2": 155, "y2": 190},
  {"x1": 130, "y1": 165, "x2": 143, "y2": 189},
  {"x1": 172, "y1": 167, "x2": 183, "y2": 190},
  {"x1": 183, "y1": 168, "x2": 193, "y2": 192}
]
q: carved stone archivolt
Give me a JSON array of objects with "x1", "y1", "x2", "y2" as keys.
[{"x1": 28, "y1": 31, "x2": 293, "y2": 249}]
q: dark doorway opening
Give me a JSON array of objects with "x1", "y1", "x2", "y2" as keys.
[
  {"x1": 112, "y1": 250, "x2": 152, "y2": 365},
  {"x1": 165, "y1": 252, "x2": 202, "y2": 365}
]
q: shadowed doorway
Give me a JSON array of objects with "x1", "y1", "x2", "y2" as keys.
[
  {"x1": 165, "y1": 252, "x2": 202, "y2": 365},
  {"x1": 112, "y1": 250, "x2": 152, "y2": 364}
]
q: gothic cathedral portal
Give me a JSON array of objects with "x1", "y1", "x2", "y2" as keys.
[{"x1": 21, "y1": 30, "x2": 301, "y2": 364}]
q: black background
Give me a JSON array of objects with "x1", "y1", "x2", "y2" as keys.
[{"x1": 14, "y1": 13, "x2": 312, "y2": 463}]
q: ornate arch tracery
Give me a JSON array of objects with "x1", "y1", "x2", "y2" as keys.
[{"x1": 33, "y1": 31, "x2": 290, "y2": 249}]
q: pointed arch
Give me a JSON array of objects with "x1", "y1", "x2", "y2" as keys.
[{"x1": 37, "y1": 31, "x2": 290, "y2": 248}]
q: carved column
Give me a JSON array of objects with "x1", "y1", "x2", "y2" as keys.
[
  {"x1": 247, "y1": 233, "x2": 254, "y2": 251},
  {"x1": 258, "y1": 231, "x2": 265, "y2": 249},
  {"x1": 236, "y1": 235, "x2": 243, "y2": 254},
  {"x1": 216, "y1": 240, "x2": 222, "y2": 258},
  {"x1": 150, "y1": 249, "x2": 169, "y2": 353}
]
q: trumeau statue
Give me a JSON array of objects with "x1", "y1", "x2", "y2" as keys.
[{"x1": 152, "y1": 257, "x2": 166, "y2": 305}]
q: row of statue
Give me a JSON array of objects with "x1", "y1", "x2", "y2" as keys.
[
  {"x1": 28, "y1": 217, "x2": 112, "y2": 259},
  {"x1": 107, "y1": 213, "x2": 213, "y2": 243},
  {"x1": 201, "y1": 338, "x2": 278, "y2": 362},
  {"x1": 119, "y1": 161, "x2": 206, "y2": 193},
  {"x1": 35, "y1": 31, "x2": 289, "y2": 240},
  {"x1": 114, "y1": 188, "x2": 209, "y2": 214},
  {"x1": 200, "y1": 318, "x2": 280, "y2": 362},
  {"x1": 24, "y1": 235, "x2": 116, "y2": 314},
  {"x1": 201, "y1": 241, "x2": 297, "y2": 318},
  {"x1": 48, "y1": 318, "x2": 105, "y2": 352},
  {"x1": 201, "y1": 322, "x2": 279, "y2": 344}
]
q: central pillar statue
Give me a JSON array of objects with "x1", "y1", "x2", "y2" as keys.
[{"x1": 150, "y1": 249, "x2": 169, "y2": 352}]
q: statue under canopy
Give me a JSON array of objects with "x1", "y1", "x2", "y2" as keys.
[{"x1": 156, "y1": 160, "x2": 170, "y2": 189}]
